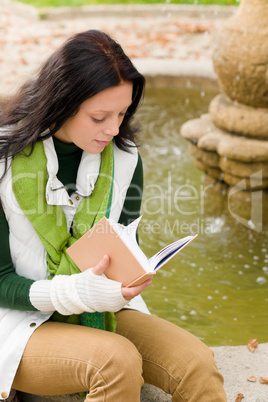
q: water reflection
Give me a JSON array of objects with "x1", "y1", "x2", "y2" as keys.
[{"x1": 137, "y1": 87, "x2": 268, "y2": 347}]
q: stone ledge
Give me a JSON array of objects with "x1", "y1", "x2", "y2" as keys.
[
  {"x1": 14, "y1": 343, "x2": 268, "y2": 402},
  {"x1": 17, "y1": 384, "x2": 171, "y2": 402}
]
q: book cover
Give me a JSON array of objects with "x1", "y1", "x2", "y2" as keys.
[{"x1": 66, "y1": 217, "x2": 197, "y2": 287}]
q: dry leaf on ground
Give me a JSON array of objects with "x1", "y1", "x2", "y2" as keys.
[
  {"x1": 236, "y1": 393, "x2": 244, "y2": 401},
  {"x1": 20, "y1": 57, "x2": 28, "y2": 65},
  {"x1": 248, "y1": 338, "x2": 258, "y2": 352},
  {"x1": 247, "y1": 375, "x2": 257, "y2": 382},
  {"x1": 259, "y1": 377, "x2": 268, "y2": 384}
]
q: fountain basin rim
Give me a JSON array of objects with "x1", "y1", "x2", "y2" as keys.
[
  {"x1": 0, "y1": 58, "x2": 219, "y2": 100},
  {"x1": 134, "y1": 58, "x2": 218, "y2": 89},
  {"x1": 37, "y1": 4, "x2": 238, "y2": 21}
]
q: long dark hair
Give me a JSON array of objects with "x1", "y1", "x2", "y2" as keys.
[{"x1": 0, "y1": 30, "x2": 145, "y2": 178}]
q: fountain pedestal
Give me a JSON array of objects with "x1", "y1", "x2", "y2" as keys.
[{"x1": 180, "y1": 0, "x2": 268, "y2": 196}]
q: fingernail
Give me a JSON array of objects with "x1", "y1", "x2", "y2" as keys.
[{"x1": 103, "y1": 255, "x2": 108, "y2": 263}]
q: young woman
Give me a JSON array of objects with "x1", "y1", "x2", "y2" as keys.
[{"x1": 0, "y1": 30, "x2": 226, "y2": 402}]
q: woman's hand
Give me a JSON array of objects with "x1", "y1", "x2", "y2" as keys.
[
  {"x1": 30, "y1": 254, "x2": 151, "y2": 315},
  {"x1": 93, "y1": 254, "x2": 152, "y2": 300}
]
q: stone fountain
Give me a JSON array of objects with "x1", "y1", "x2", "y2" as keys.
[{"x1": 180, "y1": 0, "x2": 268, "y2": 199}]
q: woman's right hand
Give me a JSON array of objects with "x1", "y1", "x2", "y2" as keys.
[
  {"x1": 30, "y1": 254, "x2": 151, "y2": 316},
  {"x1": 75, "y1": 255, "x2": 128, "y2": 313},
  {"x1": 92, "y1": 254, "x2": 152, "y2": 301}
]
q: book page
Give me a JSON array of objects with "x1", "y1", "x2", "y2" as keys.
[
  {"x1": 148, "y1": 235, "x2": 197, "y2": 271},
  {"x1": 109, "y1": 217, "x2": 150, "y2": 272}
]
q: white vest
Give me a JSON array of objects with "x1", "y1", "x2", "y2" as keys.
[{"x1": 0, "y1": 138, "x2": 149, "y2": 399}]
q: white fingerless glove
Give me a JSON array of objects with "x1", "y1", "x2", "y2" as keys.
[{"x1": 29, "y1": 269, "x2": 128, "y2": 315}]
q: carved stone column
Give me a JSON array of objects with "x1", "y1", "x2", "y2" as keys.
[
  {"x1": 213, "y1": 0, "x2": 268, "y2": 108},
  {"x1": 180, "y1": 0, "x2": 268, "y2": 195}
]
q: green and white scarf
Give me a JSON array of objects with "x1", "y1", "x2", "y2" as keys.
[{"x1": 12, "y1": 140, "x2": 116, "y2": 332}]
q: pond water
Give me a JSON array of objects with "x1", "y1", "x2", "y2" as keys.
[{"x1": 137, "y1": 86, "x2": 268, "y2": 347}]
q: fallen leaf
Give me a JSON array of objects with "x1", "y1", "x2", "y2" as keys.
[
  {"x1": 260, "y1": 377, "x2": 268, "y2": 384},
  {"x1": 248, "y1": 339, "x2": 258, "y2": 352},
  {"x1": 236, "y1": 393, "x2": 244, "y2": 401},
  {"x1": 20, "y1": 57, "x2": 28, "y2": 66},
  {"x1": 247, "y1": 375, "x2": 257, "y2": 382}
]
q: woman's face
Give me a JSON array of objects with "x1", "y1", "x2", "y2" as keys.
[{"x1": 54, "y1": 81, "x2": 133, "y2": 153}]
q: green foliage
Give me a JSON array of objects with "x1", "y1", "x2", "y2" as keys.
[{"x1": 16, "y1": 0, "x2": 240, "y2": 9}]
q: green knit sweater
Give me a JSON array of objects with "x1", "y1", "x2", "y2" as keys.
[{"x1": 0, "y1": 137, "x2": 143, "y2": 311}]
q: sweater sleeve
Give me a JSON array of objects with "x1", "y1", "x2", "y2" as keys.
[{"x1": 0, "y1": 203, "x2": 37, "y2": 311}]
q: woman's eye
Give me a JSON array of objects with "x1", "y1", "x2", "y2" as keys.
[
  {"x1": 91, "y1": 112, "x2": 128, "y2": 124},
  {"x1": 92, "y1": 117, "x2": 106, "y2": 124},
  {"x1": 120, "y1": 111, "x2": 129, "y2": 118}
]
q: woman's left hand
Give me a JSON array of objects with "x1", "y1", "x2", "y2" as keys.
[{"x1": 121, "y1": 279, "x2": 152, "y2": 300}]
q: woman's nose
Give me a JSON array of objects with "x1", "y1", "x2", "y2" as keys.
[{"x1": 103, "y1": 117, "x2": 120, "y2": 137}]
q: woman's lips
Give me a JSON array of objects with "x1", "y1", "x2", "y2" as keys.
[{"x1": 95, "y1": 140, "x2": 111, "y2": 146}]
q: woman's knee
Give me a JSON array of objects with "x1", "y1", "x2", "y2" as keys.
[
  {"x1": 190, "y1": 342, "x2": 220, "y2": 377},
  {"x1": 172, "y1": 344, "x2": 226, "y2": 401},
  {"x1": 100, "y1": 334, "x2": 143, "y2": 381},
  {"x1": 90, "y1": 334, "x2": 144, "y2": 398}
]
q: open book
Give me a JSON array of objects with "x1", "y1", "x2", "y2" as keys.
[{"x1": 66, "y1": 217, "x2": 197, "y2": 287}]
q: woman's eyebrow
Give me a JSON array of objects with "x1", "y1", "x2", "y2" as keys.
[{"x1": 90, "y1": 105, "x2": 131, "y2": 113}]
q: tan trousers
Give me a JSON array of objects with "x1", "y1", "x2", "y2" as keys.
[{"x1": 13, "y1": 310, "x2": 227, "y2": 402}]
